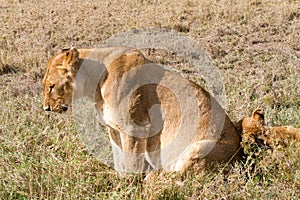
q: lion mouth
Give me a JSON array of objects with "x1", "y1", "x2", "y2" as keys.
[
  {"x1": 61, "y1": 104, "x2": 68, "y2": 112},
  {"x1": 44, "y1": 105, "x2": 51, "y2": 111},
  {"x1": 44, "y1": 104, "x2": 69, "y2": 113}
]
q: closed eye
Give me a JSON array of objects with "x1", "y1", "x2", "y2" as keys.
[{"x1": 49, "y1": 84, "x2": 55, "y2": 92}]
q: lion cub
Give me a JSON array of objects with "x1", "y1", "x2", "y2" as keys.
[{"x1": 238, "y1": 108, "x2": 300, "y2": 148}]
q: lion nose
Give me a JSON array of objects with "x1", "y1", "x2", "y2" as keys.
[{"x1": 44, "y1": 105, "x2": 51, "y2": 111}]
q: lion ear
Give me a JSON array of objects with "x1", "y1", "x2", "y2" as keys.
[
  {"x1": 63, "y1": 47, "x2": 79, "y2": 65},
  {"x1": 57, "y1": 47, "x2": 80, "y2": 76},
  {"x1": 252, "y1": 108, "x2": 264, "y2": 121}
]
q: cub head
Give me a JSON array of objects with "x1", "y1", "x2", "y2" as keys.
[
  {"x1": 42, "y1": 47, "x2": 80, "y2": 113},
  {"x1": 239, "y1": 108, "x2": 265, "y2": 135},
  {"x1": 237, "y1": 108, "x2": 267, "y2": 152}
]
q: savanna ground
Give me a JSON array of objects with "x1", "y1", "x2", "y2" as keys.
[{"x1": 1, "y1": 0, "x2": 300, "y2": 199}]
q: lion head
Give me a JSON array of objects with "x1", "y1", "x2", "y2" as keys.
[
  {"x1": 239, "y1": 108, "x2": 265, "y2": 135},
  {"x1": 42, "y1": 47, "x2": 80, "y2": 113}
]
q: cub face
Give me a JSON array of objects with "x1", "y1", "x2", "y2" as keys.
[
  {"x1": 240, "y1": 108, "x2": 265, "y2": 135},
  {"x1": 42, "y1": 48, "x2": 79, "y2": 113}
]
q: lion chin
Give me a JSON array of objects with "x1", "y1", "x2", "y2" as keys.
[{"x1": 42, "y1": 46, "x2": 242, "y2": 173}]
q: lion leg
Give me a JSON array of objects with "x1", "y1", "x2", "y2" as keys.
[
  {"x1": 169, "y1": 140, "x2": 217, "y2": 172},
  {"x1": 108, "y1": 128, "x2": 126, "y2": 171},
  {"x1": 145, "y1": 132, "x2": 162, "y2": 170},
  {"x1": 119, "y1": 132, "x2": 147, "y2": 172}
]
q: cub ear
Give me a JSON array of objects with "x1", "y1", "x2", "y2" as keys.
[
  {"x1": 251, "y1": 108, "x2": 264, "y2": 121},
  {"x1": 57, "y1": 47, "x2": 80, "y2": 76}
]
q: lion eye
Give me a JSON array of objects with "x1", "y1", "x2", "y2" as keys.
[{"x1": 49, "y1": 84, "x2": 55, "y2": 92}]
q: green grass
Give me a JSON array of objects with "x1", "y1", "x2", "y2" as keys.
[{"x1": 1, "y1": 0, "x2": 300, "y2": 199}]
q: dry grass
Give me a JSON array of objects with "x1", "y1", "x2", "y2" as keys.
[{"x1": 0, "y1": 0, "x2": 299, "y2": 199}]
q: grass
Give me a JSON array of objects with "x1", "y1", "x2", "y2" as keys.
[{"x1": 1, "y1": 0, "x2": 300, "y2": 199}]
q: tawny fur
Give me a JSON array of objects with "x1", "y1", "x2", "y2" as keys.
[
  {"x1": 238, "y1": 108, "x2": 300, "y2": 148},
  {"x1": 43, "y1": 47, "x2": 241, "y2": 172}
]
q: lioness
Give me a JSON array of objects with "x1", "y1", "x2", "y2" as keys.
[
  {"x1": 238, "y1": 108, "x2": 300, "y2": 148},
  {"x1": 42, "y1": 47, "x2": 241, "y2": 172}
]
